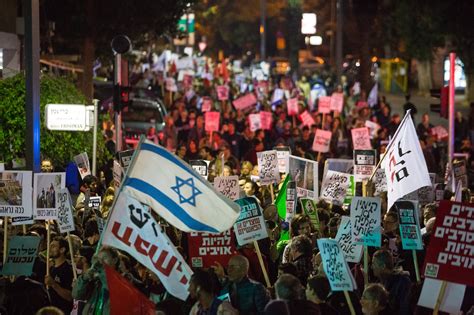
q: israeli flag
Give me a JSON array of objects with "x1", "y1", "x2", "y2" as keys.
[{"x1": 122, "y1": 140, "x2": 240, "y2": 233}]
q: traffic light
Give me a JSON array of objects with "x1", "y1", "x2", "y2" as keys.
[{"x1": 430, "y1": 86, "x2": 449, "y2": 118}]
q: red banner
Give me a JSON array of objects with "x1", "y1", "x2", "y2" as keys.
[{"x1": 187, "y1": 230, "x2": 237, "y2": 268}]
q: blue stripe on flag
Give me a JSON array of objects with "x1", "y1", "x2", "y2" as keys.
[
  {"x1": 125, "y1": 177, "x2": 218, "y2": 233},
  {"x1": 141, "y1": 142, "x2": 209, "y2": 187}
]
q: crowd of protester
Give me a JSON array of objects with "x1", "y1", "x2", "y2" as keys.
[{"x1": 1, "y1": 55, "x2": 474, "y2": 315}]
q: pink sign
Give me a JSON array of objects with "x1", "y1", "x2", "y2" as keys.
[
  {"x1": 299, "y1": 110, "x2": 315, "y2": 127},
  {"x1": 356, "y1": 101, "x2": 368, "y2": 108},
  {"x1": 216, "y1": 85, "x2": 229, "y2": 101},
  {"x1": 351, "y1": 127, "x2": 372, "y2": 150},
  {"x1": 233, "y1": 93, "x2": 257, "y2": 111},
  {"x1": 205, "y1": 111, "x2": 220, "y2": 132},
  {"x1": 287, "y1": 98, "x2": 299, "y2": 116},
  {"x1": 312, "y1": 129, "x2": 332, "y2": 153},
  {"x1": 248, "y1": 114, "x2": 261, "y2": 132},
  {"x1": 201, "y1": 97, "x2": 212, "y2": 112},
  {"x1": 432, "y1": 125, "x2": 448, "y2": 141},
  {"x1": 330, "y1": 93, "x2": 344, "y2": 113},
  {"x1": 260, "y1": 111, "x2": 273, "y2": 130},
  {"x1": 318, "y1": 96, "x2": 331, "y2": 114}
]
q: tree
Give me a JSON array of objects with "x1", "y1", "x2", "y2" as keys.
[
  {"x1": 0, "y1": 74, "x2": 111, "y2": 167},
  {"x1": 44, "y1": 0, "x2": 195, "y2": 101}
]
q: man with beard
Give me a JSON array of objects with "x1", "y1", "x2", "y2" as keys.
[{"x1": 45, "y1": 237, "x2": 73, "y2": 314}]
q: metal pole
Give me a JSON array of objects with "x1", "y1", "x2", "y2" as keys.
[
  {"x1": 448, "y1": 52, "x2": 456, "y2": 168},
  {"x1": 114, "y1": 53, "x2": 122, "y2": 153},
  {"x1": 92, "y1": 99, "x2": 99, "y2": 176},
  {"x1": 335, "y1": 0, "x2": 343, "y2": 83},
  {"x1": 24, "y1": 0, "x2": 41, "y2": 173},
  {"x1": 260, "y1": 0, "x2": 267, "y2": 60}
]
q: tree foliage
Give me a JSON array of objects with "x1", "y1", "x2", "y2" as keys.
[{"x1": 0, "y1": 74, "x2": 111, "y2": 167}]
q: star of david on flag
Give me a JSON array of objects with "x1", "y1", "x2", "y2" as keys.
[{"x1": 121, "y1": 140, "x2": 240, "y2": 233}]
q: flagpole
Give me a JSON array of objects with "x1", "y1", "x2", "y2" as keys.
[{"x1": 367, "y1": 109, "x2": 412, "y2": 183}]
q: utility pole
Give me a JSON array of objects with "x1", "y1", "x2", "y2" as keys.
[
  {"x1": 336, "y1": 0, "x2": 343, "y2": 83},
  {"x1": 24, "y1": 0, "x2": 41, "y2": 172},
  {"x1": 260, "y1": 0, "x2": 267, "y2": 60}
]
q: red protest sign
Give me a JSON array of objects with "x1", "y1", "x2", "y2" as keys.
[
  {"x1": 351, "y1": 127, "x2": 372, "y2": 150},
  {"x1": 312, "y1": 129, "x2": 332, "y2": 153},
  {"x1": 287, "y1": 98, "x2": 299, "y2": 116},
  {"x1": 318, "y1": 96, "x2": 331, "y2": 114},
  {"x1": 299, "y1": 110, "x2": 315, "y2": 127},
  {"x1": 205, "y1": 111, "x2": 220, "y2": 132},
  {"x1": 330, "y1": 93, "x2": 344, "y2": 113},
  {"x1": 233, "y1": 93, "x2": 257, "y2": 111},
  {"x1": 216, "y1": 85, "x2": 229, "y2": 101},
  {"x1": 423, "y1": 201, "x2": 474, "y2": 287},
  {"x1": 187, "y1": 230, "x2": 237, "y2": 268},
  {"x1": 260, "y1": 111, "x2": 273, "y2": 130}
]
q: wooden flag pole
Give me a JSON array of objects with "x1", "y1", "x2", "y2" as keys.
[
  {"x1": 67, "y1": 232, "x2": 78, "y2": 280},
  {"x1": 433, "y1": 281, "x2": 448, "y2": 315},
  {"x1": 253, "y1": 240, "x2": 271, "y2": 288},
  {"x1": 3, "y1": 217, "x2": 8, "y2": 265},
  {"x1": 343, "y1": 291, "x2": 356, "y2": 315},
  {"x1": 412, "y1": 250, "x2": 421, "y2": 283}
]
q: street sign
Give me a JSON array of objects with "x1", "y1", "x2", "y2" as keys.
[{"x1": 45, "y1": 104, "x2": 94, "y2": 131}]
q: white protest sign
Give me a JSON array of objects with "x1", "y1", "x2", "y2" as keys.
[
  {"x1": 0, "y1": 171, "x2": 33, "y2": 218},
  {"x1": 257, "y1": 150, "x2": 280, "y2": 185},
  {"x1": 350, "y1": 197, "x2": 382, "y2": 247},
  {"x1": 286, "y1": 181, "x2": 297, "y2": 222},
  {"x1": 365, "y1": 120, "x2": 380, "y2": 139},
  {"x1": 300, "y1": 198, "x2": 320, "y2": 232},
  {"x1": 351, "y1": 128, "x2": 372, "y2": 150},
  {"x1": 33, "y1": 173, "x2": 65, "y2": 220},
  {"x1": 73, "y1": 152, "x2": 91, "y2": 179},
  {"x1": 165, "y1": 78, "x2": 178, "y2": 92},
  {"x1": 353, "y1": 149, "x2": 377, "y2": 182},
  {"x1": 274, "y1": 147, "x2": 291, "y2": 174},
  {"x1": 335, "y1": 216, "x2": 363, "y2": 263},
  {"x1": 56, "y1": 188, "x2": 75, "y2": 233},
  {"x1": 190, "y1": 160, "x2": 209, "y2": 180},
  {"x1": 288, "y1": 155, "x2": 319, "y2": 199},
  {"x1": 312, "y1": 129, "x2": 332, "y2": 153},
  {"x1": 417, "y1": 278, "x2": 465, "y2": 314},
  {"x1": 234, "y1": 197, "x2": 268, "y2": 246},
  {"x1": 373, "y1": 168, "x2": 387, "y2": 196},
  {"x1": 88, "y1": 196, "x2": 101, "y2": 210},
  {"x1": 248, "y1": 113, "x2": 262, "y2": 132},
  {"x1": 317, "y1": 238, "x2": 356, "y2": 291},
  {"x1": 213, "y1": 176, "x2": 240, "y2": 200},
  {"x1": 320, "y1": 170, "x2": 351, "y2": 206}
]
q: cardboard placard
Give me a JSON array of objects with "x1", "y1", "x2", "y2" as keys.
[
  {"x1": 351, "y1": 128, "x2": 372, "y2": 150},
  {"x1": 1, "y1": 236, "x2": 41, "y2": 276},
  {"x1": 248, "y1": 113, "x2": 261, "y2": 132},
  {"x1": 213, "y1": 176, "x2": 240, "y2": 200},
  {"x1": 0, "y1": 171, "x2": 33, "y2": 218},
  {"x1": 287, "y1": 98, "x2": 299, "y2": 116},
  {"x1": 73, "y1": 152, "x2": 91, "y2": 179},
  {"x1": 335, "y1": 216, "x2": 363, "y2": 263},
  {"x1": 274, "y1": 146, "x2": 291, "y2": 174},
  {"x1": 350, "y1": 196, "x2": 382, "y2": 247},
  {"x1": 394, "y1": 200, "x2": 423, "y2": 250},
  {"x1": 299, "y1": 110, "x2": 315, "y2": 127},
  {"x1": 118, "y1": 149, "x2": 135, "y2": 173},
  {"x1": 201, "y1": 97, "x2": 213, "y2": 112},
  {"x1": 205, "y1": 111, "x2": 220, "y2": 132},
  {"x1": 288, "y1": 155, "x2": 319, "y2": 199},
  {"x1": 233, "y1": 93, "x2": 257, "y2": 111},
  {"x1": 257, "y1": 150, "x2": 280, "y2": 185},
  {"x1": 353, "y1": 149, "x2": 377, "y2": 182},
  {"x1": 216, "y1": 85, "x2": 229, "y2": 101},
  {"x1": 190, "y1": 160, "x2": 209, "y2": 180},
  {"x1": 234, "y1": 197, "x2": 268, "y2": 246},
  {"x1": 188, "y1": 230, "x2": 237, "y2": 268},
  {"x1": 364, "y1": 120, "x2": 380, "y2": 139},
  {"x1": 318, "y1": 96, "x2": 331, "y2": 114},
  {"x1": 330, "y1": 93, "x2": 344, "y2": 113},
  {"x1": 88, "y1": 196, "x2": 101, "y2": 211},
  {"x1": 260, "y1": 111, "x2": 273, "y2": 130},
  {"x1": 312, "y1": 129, "x2": 332, "y2": 153},
  {"x1": 33, "y1": 173, "x2": 66, "y2": 220},
  {"x1": 300, "y1": 198, "x2": 320, "y2": 232},
  {"x1": 56, "y1": 188, "x2": 75, "y2": 233},
  {"x1": 417, "y1": 278, "x2": 465, "y2": 314},
  {"x1": 320, "y1": 170, "x2": 351, "y2": 206}
]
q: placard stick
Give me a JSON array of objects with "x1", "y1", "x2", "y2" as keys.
[
  {"x1": 46, "y1": 220, "x2": 51, "y2": 276},
  {"x1": 433, "y1": 281, "x2": 448, "y2": 315},
  {"x1": 362, "y1": 181, "x2": 369, "y2": 287},
  {"x1": 343, "y1": 291, "x2": 356, "y2": 315},
  {"x1": 67, "y1": 232, "x2": 78, "y2": 280},
  {"x1": 22, "y1": 224, "x2": 27, "y2": 235},
  {"x1": 292, "y1": 115, "x2": 296, "y2": 128},
  {"x1": 412, "y1": 250, "x2": 421, "y2": 283},
  {"x1": 253, "y1": 240, "x2": 271, "y2": 288},
  {"x1": 269, "y1": 184, "x2": 275, "y2": 203},
  {"x1": 3, "y1": 217, "x2": 8, "y2": 265}
]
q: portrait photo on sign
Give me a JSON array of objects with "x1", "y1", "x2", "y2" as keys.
[
  {"x1": 0, "y1": 171, "x2": 33, "y2": 217},
  {"x1": 288, "y1": 155, "x2": 318, "y2": 198},
  {"x1": 33, "y1": 173, "x2": 65, "y2": 211}
]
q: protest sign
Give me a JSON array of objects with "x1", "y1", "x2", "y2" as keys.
[
  {"x1": 56, "y1": 188, "x2": 75, "y2": 233},
  {"x1": 260, "y1": 111, "x2": 273, "y2": 130},
  {"x1": 216, "y1": 85, "x2": 229, "y2": 101},
  {"x1": 201, "y1": 97, "x2": 213, "y2": 112},
  {"x1": 330, "y1": 93, "x2": 344, "y2": 113},
  {"x1": 118, "y1": 149, "x2": 135, "y2": 173},
  {"x1": 350, "y1": 197, "x2": 381, "y2": 247},
  {"x1": 188, "y1": 230, "x2": 237, "y2": 268},
  {"x1": 453, "y1": 159, "x2": 468, "y2": 188},
  {"x1": 272, "y1": 88, "x2": 284, "y2": 104},
  {"x1": 351, "y1": 128, "x2": 372, "y2": 150},
  {"x1": 103, "y1": 193, "x2": 192, "y2": 300},
  {"x1": 417, "y1": 278, "x2": 466, "y2": 314},
  {"x1": 2, "y1": 236, "x2": 40, "y2": 276},
  {"x1": 33, "y1": 173, "x2": 65, "y2": 220},
  {"x1": 431, "y1": 125, "x2": 448, "y2": 141},
  {"x1": 204, "y1": 111, "x2": 220, "y2": 132},
  {"x1": 0, "y1": 171, "x2": 33, "y2": 218},
  {"x1": 165, "y1": 78, "x2": 177, "y2": 92},
  {"x1": 317, "y1": 238, "x2": 356, "y2": 291},
  {"x1": 300, "y1": 198, "x2": 320, "y2": 232},
  {"x1": 423, "y1": 201, "x2": 474, "y2": 286},
  {"x1": 287, "y1": 98, "x2": 299, "y2": 115},
  {"x1": 234, "y1": 197, "x2": 268, "y2": 246},
  {"x1": 323, "y1": 159, "x2": 354, "y2": 180},
  {"x1": 274, "y1": 146, "x2": 291, "y2": 174},
  {"x1": 285, "y1": 181, "x2": 297, "y2": 222},
  {"x1": 73, "y1": 152, "x2": 90, "y2": 179},
  {"x1": 320, "y1": 170, "x2": 351, "y2": 206},
  {"x1": 214, "y1": 176, "x2": 240, "y2": 200},
  {"x1": 190, "y1": 160, "x2": 209, "y2": 180},
  {"x1": 318, "y1": 96, "x2": 331, "y2": 114},
  {"x1": 353, "y1": 150, "x2": 377, "y2": 182},
  {"x1": 299, "y1": 110, "x2": 315, "y2": 127},
  {"x1": 394, "y1": 200, "x2": 422, "y2": 250},
  {"x1": 233, "y1": 93, "x2": 257, "y2": 111},
  {"x1": 88, "y1": 196, "x2": 101, "y2": 211},
  {"x1": 248, "y1": 113, "x2": 261, "y2": 132},
  {"x1": 12, "y1": 214, "x2": 34, "y2": 226},
  {"x1": 257, "y1": 150, "x2": 280, "y2": 185},
  {"x1": 335, "y1": 216, "x2": 363, "y2": 263},
  {"x1": 312, "y1": 129, "x2": 332, "y2": 153},
  {"x1": 288, "y1": 155, "x2": 318, "y2": 199},
  {"x1": 373, "y1": 168, "x2": 387, "y2": 196},
  {"x1": 364, "y1": 120, "x2": 380, "y2": 139}
]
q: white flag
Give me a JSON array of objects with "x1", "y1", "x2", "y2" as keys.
[
  {"x1": 383, "y1": 113, "x2": 431, "y2": 210},
  {"x1": 103, "y1": 192, "x2": 193, "y2": 300},
  {"x1": 123, "y1": 140, "x2": 240, "y2": 233}
]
